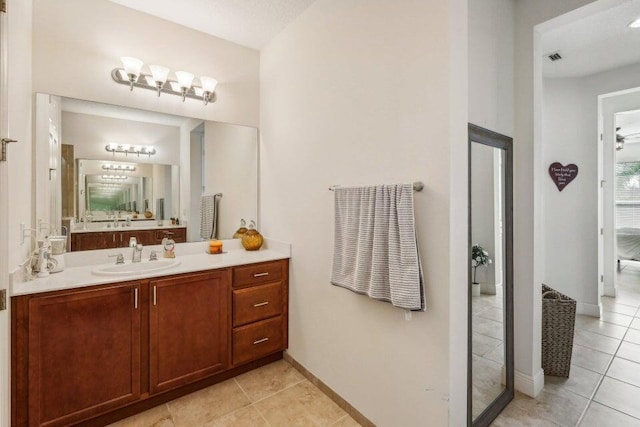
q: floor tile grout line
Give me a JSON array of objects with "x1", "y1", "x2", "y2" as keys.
[
  {"x1": 601, "y1": 372, "x2": 640, "y2": 390},
  {"x1": 234, "y1": 377, "x2": 253, "y2": 404},
  {"x1": 574, "y1": 324, "x2": 626, "y2": 340},
  {"x1": 586, "y1": 396, "x2": 640, "y2": 422},
  {"x1": 575, "y1": 307, "x2": 633, "y2": 427},
  {"x1": 252, "y1": 404, "x2": 273, "y2": 427},
  {"x1": 250, "y1": 378, "x2": 308, "y2": 406},
  {"x1": 328, "y1": 414, "x2": 350, "y2": 426},
  {"x1": 576, "y1": 307, "x2": 637, "y2": 425}
]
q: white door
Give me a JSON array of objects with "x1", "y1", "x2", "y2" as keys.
[
  {"x1": 0, "y1": 2, "x2": 10, "y2": 426},
  {"x1": 597, "y1": 107, "x2": 606, "y2": 299}
]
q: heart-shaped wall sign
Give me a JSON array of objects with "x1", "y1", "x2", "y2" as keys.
[{"x1": 548, "y1": 162, "x2": 578, "y2": 192}]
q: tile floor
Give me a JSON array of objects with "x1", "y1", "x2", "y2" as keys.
[
  {"x1": 471, "y1": 285, "x2": 505, "y2": 419},
  {"x1": 492, "y1": 260, "x2": 640, "y2": 426},
  {"x1": 109, "y1": 360, "x2": 361, "y2": 427}
]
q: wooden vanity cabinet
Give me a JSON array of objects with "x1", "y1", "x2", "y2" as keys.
[
  {"x1": 70, "y1": 227, "x2": 187, "y2": 251},
  {"x1": 70, "y1": 231, "x2": 118, "y2": 251},
  {"x1": 12, "y1": 259, "x2": 289, "y2": 427},
  {"x1": 12, "y1": 282, "x2": 142, "y2": 427},
  {"x1": 119, "y1": 228, "x2": 186, "y2": 248},
  {"x1": 231, "y1": 260, "x2": 289, "y2": 366},
  {"x1": 149, "y1": 270, "x2": 229, "y2": 394}
]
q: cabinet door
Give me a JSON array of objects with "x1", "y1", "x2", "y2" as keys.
[
  {"x1": 153, "y1": 228, "x2": 186, "y2": 244},
  {"x1": 119, "y1": 229, "x2": 155, "y2": 247},
  {"x1": 71, "y1": 231, "x2": 117, "y2": 251},
  {"x1": 28, "y1": 283, "x2": 141, "y2": 427},
  {"x1": 149, "y1": 271, "x2": 229, "y2": 394}
]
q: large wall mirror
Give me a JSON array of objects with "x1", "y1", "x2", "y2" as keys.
[
  {"x1": 34, "y1": 93, "x2": 258, "y2": 249},
  {"x1": 468, "y1": 123, "x2": 514, "y2": 426}
]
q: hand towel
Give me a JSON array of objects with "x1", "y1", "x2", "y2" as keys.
[{"x1": 331, "y1": 183, "x2": 425, "y2": 311}]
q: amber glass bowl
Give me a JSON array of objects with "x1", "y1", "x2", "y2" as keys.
[{"x1": 241, "y1": 230, "x2": 263, "y2": 251}]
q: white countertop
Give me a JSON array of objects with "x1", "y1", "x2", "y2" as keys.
[{"x1": 10, "y1": 238, "x2": 291, "y2": 297}]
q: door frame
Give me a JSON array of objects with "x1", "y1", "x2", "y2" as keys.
[
  {"x1": 598, "y1": 87, "x2": 640, "y2": 298},
  {"x1": 0, "y1": 2, "x2": 10, "y2": 426}
]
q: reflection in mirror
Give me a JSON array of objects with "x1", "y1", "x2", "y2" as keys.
[
  {"x1": 468, "y1": 124, "x2": 513, "y2": 427},
  {"x1": 76, "y1": 160, "x2": 177, "y2": 221},
  {"x1": 34, "y1": 93, "x2": 258, "y2": 249}
]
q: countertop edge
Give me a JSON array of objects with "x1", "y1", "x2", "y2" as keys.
[{"x1": 10, "y1": 239, "x2": 291, "y2": 297}]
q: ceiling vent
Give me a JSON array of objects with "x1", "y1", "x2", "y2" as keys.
[{"x1": 546, "y1": 52, "x2": 563, "y2": 62}]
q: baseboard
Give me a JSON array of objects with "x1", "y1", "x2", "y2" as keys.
[
  {"x1": 577, "y1": 302, "x2": 601, "y2": 317},
  {"x1": 603, "y1": 285, "x2": 616, "y2": 297},
  {"x1": 515, "y1": 369, "x2": 544, "y2": 398},
  {"x1": 283, "y1": 352, "x2": 375, "y2": 427}
]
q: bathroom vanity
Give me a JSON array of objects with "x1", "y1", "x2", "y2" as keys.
[
  {"x1": 11, "y1": 241, "x2": 289, "y2": 426},
  {"x1": 70, "y1": 225, "x2": 187, "y2": 251}
]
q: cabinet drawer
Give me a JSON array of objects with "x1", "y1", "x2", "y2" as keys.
[
  {"x1": 233, "y1": 261, "x2": 283, "y2": 288},
  {"x1": 233, "y1": 316, "x2": 283, "y2": 365},
  {"x1": 233, "y1": 282, "x2": 282, "y2": 327}
]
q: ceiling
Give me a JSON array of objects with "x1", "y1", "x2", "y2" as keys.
[
  {"x1": 108, "y1": 0, "x2": 317, "y2": 50},
  {"x1": 617, "y1": 108, "x2": 640, "y2": 139},
  {"x1": 542, "y1": 0, "x2": 640, "y2": 78}
]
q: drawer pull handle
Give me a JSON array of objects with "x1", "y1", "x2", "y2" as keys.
[
  {"x1": 134, "y1": 288, "x2": 138, "y2": 309},
  {"x1": 253, "y1": 301, "x2": 269, "y2": 307},
  {"x1": 253, "y1": 337, "x2": 269, "y2": 345},
  {"x1": 253, "y1": 272, "x2": 269, "y2": 277}
]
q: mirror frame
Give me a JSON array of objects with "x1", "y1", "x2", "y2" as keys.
[{"x1": 467, "y1": 123, "x2": 514, "y2": 427}]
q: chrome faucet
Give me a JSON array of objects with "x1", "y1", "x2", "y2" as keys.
[
  {"x1": 132, "y1": 244, "x2": 143, "y2": 263},
  {"x1": 109, "y1": 253, "x2": 125, "y2": 264}
]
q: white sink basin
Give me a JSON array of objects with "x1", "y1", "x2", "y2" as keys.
[{"x1": 92, "y1": 259, "x2": 181, "y2": 276}]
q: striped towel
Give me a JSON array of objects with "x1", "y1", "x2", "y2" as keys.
[
  {"x1": 331, "y1": 184, "x2": 425, "y2": 311},
  {"x1": 199, "y1": 194, "x2": 222, "y2": 239}
]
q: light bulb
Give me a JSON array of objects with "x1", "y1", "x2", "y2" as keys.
[
  {"x1": 176, "y1": 71, "x2": 194, "y2": 101},
  {"x1": 630, "y1": 17, "x2": 640, "y2": 28},
  {"x1": 176, "y1": 71, "x2": 194, "y2": 89},
  {"x1": 200, "y1": 76, "x2": 218, "y2": 105},
  {"x1": 150, "y1": 65, "x2": 170, "y2": 96},
  {"x1": 200, "y1": 76, "x2": 218, "y2": 93},
  {"x1": 120, "y1": 57, "x2": 143, "y2": 90}
]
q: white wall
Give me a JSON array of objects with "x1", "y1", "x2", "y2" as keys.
[
  {"x1": 471, "y1": 144, "x2": 498, "y2": 288},
  {"x1": 469, "y1": 0, "x2": 515, "y2": 137},
  {"x1": 7, "y1": 0, "x2": 33, "y2": 267},
  {"x1": 203, "y1": 121, "x2": 258, "y2": 239},
  {"x1": 61, "y1": 112, "x2": 181, "y2": 165},
  {"x1": 3, "y1": 0, "x2": 33, "y2": 426},
  {"x1": 32, "y1": 0, "x2": 259, "y2": 128},
  {"x1": 260, "y1": 0, "x2": 461, "y2": 425},
  {"x1": 542, "y1": 63, "x2": 640, "y2": 309},
  {"x1": 514, "y1": 0, "x2": 600, "y2": 396}
]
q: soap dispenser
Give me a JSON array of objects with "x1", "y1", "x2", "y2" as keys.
[
  {"x1": 162, "y1": 235, "x2": 176, "y2": 258},
  {"x1": 37, "y1": 237, "x2": 51, "y2": 278}
]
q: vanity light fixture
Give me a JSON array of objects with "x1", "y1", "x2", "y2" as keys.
[
  {"x1": 629, "y1": 17, "x2": 640, "y2": 28},
  {"x1": 112, "y1": 57, "x2": 218, "y2": 105},
  {"x1": 102, "y1": 164, "x2": 136, "y2": 172},
  {"x1": 105, "y1": 143, "x2": 156, "y2": 157},
  {"x1": 101, "y1": 175, "x2": 128, "y2": 181},
  {"x1": 120, "y1": 57, "x2": 144, "y2": 90}
]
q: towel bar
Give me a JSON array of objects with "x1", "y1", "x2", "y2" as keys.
[{"x1": 329, "y1": 181, "x2": 424, "y2": 192}]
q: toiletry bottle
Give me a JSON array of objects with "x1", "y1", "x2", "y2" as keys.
[{"x1": 163, "y1": 236, "x2": 176, "y2": 258}]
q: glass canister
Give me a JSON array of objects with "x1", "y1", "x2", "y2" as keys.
[
  {"x1": 241, "y1": 220, "x2": 263, "y2": 251},
  {"x1": 233, "y1": 219, "x2": 248, "y2": 239}
]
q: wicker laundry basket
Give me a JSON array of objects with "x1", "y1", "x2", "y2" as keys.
[{"x1": 542, "y1": 284, "x2": 577, "y2": 378}]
